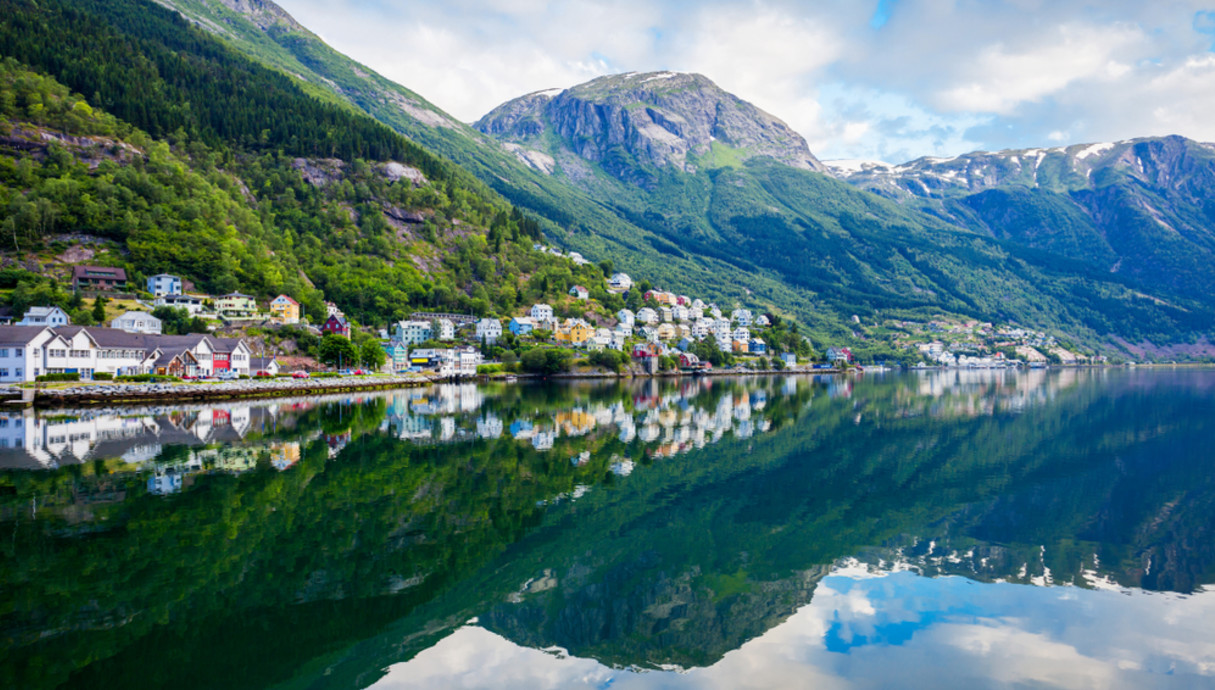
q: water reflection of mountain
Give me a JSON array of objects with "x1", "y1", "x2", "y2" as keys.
[{"x1": 2, "y1": 371, "x2": 1213, "y2": 689}]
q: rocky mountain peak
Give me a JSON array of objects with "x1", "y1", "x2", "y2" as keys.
[{"x1": 475, "y1": 71, "x2": 826, "y2": 178}]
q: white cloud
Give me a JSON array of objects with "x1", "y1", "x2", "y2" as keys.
[
  {"x1": 935, "y1": 24, "x2": 1147, "y2": 114},
  {"x1": 273, "y1": 0, "x2": 1215, "y2": 159}
]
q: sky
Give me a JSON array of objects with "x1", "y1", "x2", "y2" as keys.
[{"x1": 275, "y1": 0, "x2": 1215, "y2": 163}]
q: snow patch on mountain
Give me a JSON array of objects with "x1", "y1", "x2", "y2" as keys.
[
  {"x1": 1075, "y1": 142, "x2": 1115, "y2": 160},
  {"x1": 824, "y1": 159, "x2": 894, "y2": 176}
]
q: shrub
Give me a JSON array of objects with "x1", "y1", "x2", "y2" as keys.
[
  {"x1": 36, "y1": 372, "x2": 80, "y2": 382},
  {"x1": 92, "y1": 372, "x2": 114, "y2": 380}
]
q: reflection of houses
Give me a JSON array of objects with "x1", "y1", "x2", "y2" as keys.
[
  {"x1": 269, "y1": 442, "x2": 300, "y2": 471},
  {"x1": 555, "y1": 409, "x2": 596, "y2": 436},
  {"x1": 477, "y1": 414, "x2": 503, "y2": 439},
  {"x1": 532, "y1": 431, "x2": 555, "y2": 451}
]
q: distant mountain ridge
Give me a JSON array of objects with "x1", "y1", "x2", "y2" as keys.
[{"x1": 828, "y1": 135, "x2": 1215, "y2": 304}]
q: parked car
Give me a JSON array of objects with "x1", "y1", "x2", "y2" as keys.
[
  {"x1": 254, "y1": 370, "x2": 273, "y2": 378},
  {"x1": 353, "y1": 369, "x2": 368, "y2": 375},
  {"x1": 217, "y1": 370, "x2": 238, "y2": 381},
  {"x1": 291, "y1": 370, "x2": 310, "y2": 379}
]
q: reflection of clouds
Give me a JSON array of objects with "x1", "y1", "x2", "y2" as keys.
[{"x1": 372, "y1": 568, "x2": 1215, "y2": 689}]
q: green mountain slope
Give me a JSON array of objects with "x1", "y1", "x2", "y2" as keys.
[
  {"x1": 146, "y1": 0, "x2": 1215, "y2": 355},
  {"x1": 0, "y1": 0, "x2": 605, "y2": 327}
]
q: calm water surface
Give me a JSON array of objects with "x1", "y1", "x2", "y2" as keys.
[{"x1": 1, "y1": 370, "x2": 1213, "y2": 689}]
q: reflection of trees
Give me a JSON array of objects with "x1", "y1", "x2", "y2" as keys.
[{"x1": 1, "y1": 371, "x2": 1213, "y2": 688}]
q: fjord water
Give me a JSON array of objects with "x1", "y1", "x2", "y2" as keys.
[{"x1": 1, "y1": 371, "x2": 1213, "y2": 689}]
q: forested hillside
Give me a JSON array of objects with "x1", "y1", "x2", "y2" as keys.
[{"x1": 0, "y1": 0, "x2": 604, "y2": 327}]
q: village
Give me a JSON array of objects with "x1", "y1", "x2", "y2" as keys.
[{"x1": 0, "y1": 246, "x2": 1098, "y2": 387}]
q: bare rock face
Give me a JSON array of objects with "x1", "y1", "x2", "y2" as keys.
[
  {"x1": 475, "y1": 72, "x2": 826, "y2": 180},
  {"x1": 210, "y1": 0, "x2": 306, "y2": 32}
]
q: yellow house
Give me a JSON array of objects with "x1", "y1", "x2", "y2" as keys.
[
  {"x1": 656, "y1": 323, "x2": 677, "y2": 340},
  {"x1": 555, "y1": 320, "x2": 595, "y2": 345},
  {"x1": 269, "y1": 295, "x2": 300, "y2": 324}
]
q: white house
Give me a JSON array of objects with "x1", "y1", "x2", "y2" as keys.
[
  {"x1": 636, "y1": 307, "x2": 659, "y2": 325},
  {"x1": 691, "y1": 319, "x2": 712, "y2": 339},
  {"x1": 111, "y1": 311, "x2": 163, "y2": 335},
  {"x1": 0, "y1": 326, "x2": 55, "y2": 382},
  {"x1": 616, "y1": 308, "x2": 635, "y2": 326},
  {"x1": 732, "y1": 327, "x2": 751, "y2": 343},
  {"x1": 476, "y1": 318, "x2": 502, "y2": 345},
  {"x1": 569, "y1": 285, "x2": 590, "y2": 300},
  {"x1": 530, "y1": 304, "x2": 554, "y2": 322},
  {"x1": 608, "y1": 273, "x2": 633, "y2": 292},
  {"x1": 146, "y1": 274, "x2": 182, "y2": 297},
  {"x1": 41, "y1": 328, "x2": 98, "y2": 379},
  {"x1": 87, "y1": 328, "x2": 157, "y2": 377},
  {"x1": 18, "y1": 307, "x2": 70, "y2": 328},
  {"x1": 756, "y1": 314, "x2": 771, "y2": 327},
  {"x1": 732, "y1": 309, "x2": 753, "y2": 327},
  {"x1": 659, "y1": 306, "x2": 673, "y2": 322},
  {"x1": 456, "y1": 347, "x2": 483, "y2": 376},
  {"x1": 154, "y1": 294, "x2": 206, "y2": 315},
  {"x1": 673, "y1": 305, "x2": 690, "y2": 322},
  {"x1": 436, "y1": 318, "x2": 455, "y2": 341}
]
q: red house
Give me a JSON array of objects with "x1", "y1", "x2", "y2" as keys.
[
  {"x1": 632, "y1": 342, "x2": 661, "y2": 359},
  {"x1": 72, "y1": 265, "x2": 127, "y2": 291},
  {"x1": 322, "y1": 314, "x2": 350, "y2": 337}
]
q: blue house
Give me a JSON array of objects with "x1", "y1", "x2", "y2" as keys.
[
  {"x1": 749, "y1": 338, "x2": 767, "y2": 354},
  {"x1": 781, "y1": 352, "x2": 797, "y2": 367},
  {"x1": 509, "y1": 316, "x2": 535, "y2": 336},
  {"x1": 677, "y1": 337, "x2": 694, "y2": 352},
  {"x1": 384, "y1": 340, "x2": 411, "y2": 372},
  {"x1": 146, "y1": 274, "x2": 182, "y2": 297}
]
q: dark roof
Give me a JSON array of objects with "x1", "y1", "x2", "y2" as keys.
[
  {"x1": 0, "y1": 325, "x2": 50, "y2": 345},
  {"x1": 211, "y1": 337, "x2": 247, "y2": 353},
  {"x1": 154, "y1": 347, "x2": 197, "y2": 367},
  {"x1": 249, "y1": 357, "x2": 278, "y2": 370},
  {"x1": 71, "y1": 265, "x2": 127, "y2": 280}
]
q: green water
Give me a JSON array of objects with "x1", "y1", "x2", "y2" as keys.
[{"x1": 1, "y1": 370, "x2": 1213, "y2": 689}]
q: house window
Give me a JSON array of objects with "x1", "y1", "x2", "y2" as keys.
[
  {"x1": 70, "y1": 350, "x2": 90, "y2": 358},
  {"x1": 0, "y1": 349, "x2": 7, "y2": 357},
  {"x1": 15, "y1": 348, "x2": 21, "y2": 357},
  {"x1": 0, "y1": 369, "x2": 8, "y2": 377},
  {"x1": 14, "y1": 369, "x2": 21, "y2": 379},
  {"x1": 49, "y1": 349, "x2": 66, "y2": 358},
  {"x1": 0, "y1": 418, "x2": 7, "y2": 427}
]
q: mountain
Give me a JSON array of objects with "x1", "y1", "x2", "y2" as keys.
[
  {"x1": 472, "y1": 73, "x2": 1215, "y2": 354},
  {"x1": 827, "y1": 136, "x2": 1215, "y2": 305},
  {"x1": 24, "y1": 0, "x2": 1215, "y2": 357},
  {"x1": 477, "y1": 72, "x2": 826, "y2": 180},
  {"x1": 0, "y1": 0, "x2": 610, "y2": 329}
]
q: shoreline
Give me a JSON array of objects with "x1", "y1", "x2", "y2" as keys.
[
  {"x1": 7, "y1": 374, "x2": 437, "y2": 408},
  {"x1": 8, "y1": 362, "x2": 1205, "y2": 408}
]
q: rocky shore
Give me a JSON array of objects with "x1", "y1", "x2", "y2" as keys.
[{"x1": 10, "y1": 374, "x2": 436, "y2": 407}]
